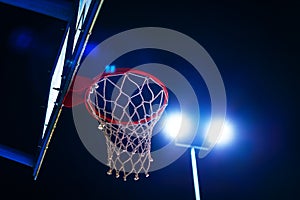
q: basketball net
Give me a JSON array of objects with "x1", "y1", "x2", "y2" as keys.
[{"x1": 84, "y1": 69, "x2": 168, "y2": 181}]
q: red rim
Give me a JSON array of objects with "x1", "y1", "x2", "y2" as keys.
[{"x1": 84, "y1": 68, "x2": 168, "y2": 125}]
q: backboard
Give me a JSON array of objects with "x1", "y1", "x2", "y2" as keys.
[
  {"x1": 0, "y1": 0, "x2": 104, "y2": 180},
  {"x1": 34, "y1": 0, "x2": 104, "y2": 179}
]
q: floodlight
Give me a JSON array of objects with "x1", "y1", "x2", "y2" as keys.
[
  {"x1": 206, "y1": 119, "x2": 234, "y2": 146},
  {"x1": 163, "y1": 112, "x2": 192, "y2": 139}
]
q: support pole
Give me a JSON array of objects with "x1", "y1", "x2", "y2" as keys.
[{"x1": 191, "y1": 147, "x2": 201, "y2": 200}]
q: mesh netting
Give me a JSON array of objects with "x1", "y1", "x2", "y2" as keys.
[{"x1": 85, "y1": 69, "x2": 168, "y2": 181}]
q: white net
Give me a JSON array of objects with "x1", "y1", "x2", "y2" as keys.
[{"x1": 86, "y1": 69, "x2": 168, "y2": 181}]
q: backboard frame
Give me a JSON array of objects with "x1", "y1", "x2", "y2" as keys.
[{"x1": 33, "y1": 0, "x2": 104, "y2": 180}]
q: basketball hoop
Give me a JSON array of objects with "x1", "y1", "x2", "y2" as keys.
[{"x1": 84, "y1": 68, "x2": 168, "y2": 181}]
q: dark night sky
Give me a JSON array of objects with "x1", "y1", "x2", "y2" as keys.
[{"x1": 0, "y1": 0, "x2": 299, "y2": 199}]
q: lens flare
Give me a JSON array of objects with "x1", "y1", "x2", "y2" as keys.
[{"x1": 206, "y1": 119, "x2": 234, "y2": 146}]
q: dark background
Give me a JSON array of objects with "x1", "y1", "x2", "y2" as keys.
[{"x1": 0, "y1": 0, "x2": 299, "y2": 199}]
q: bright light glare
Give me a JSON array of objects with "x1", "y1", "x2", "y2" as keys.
[
  {"x1": 163, "y1": 113, "x2": 182, "y2": 138},
  {"x1": 163, "y1": 112, "x2": 192, "y2": 139},
  {"x1": 218, "y1": 121, "x2": 234, "y2": 145},
  {"x1": 206, "y1": 120, "x2": 234, "y2": 146}
]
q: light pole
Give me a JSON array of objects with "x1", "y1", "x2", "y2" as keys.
[{"x1": 191, "y1": 147, "x2": 201, "y2": 200}]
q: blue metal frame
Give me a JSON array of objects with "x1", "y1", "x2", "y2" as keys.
[
  {"x1": 0, "y1": 0, "x2": 73, "y2": 21},
  {"x1": 0, "y1": 144, "x2": 34, "y2": 167}
]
